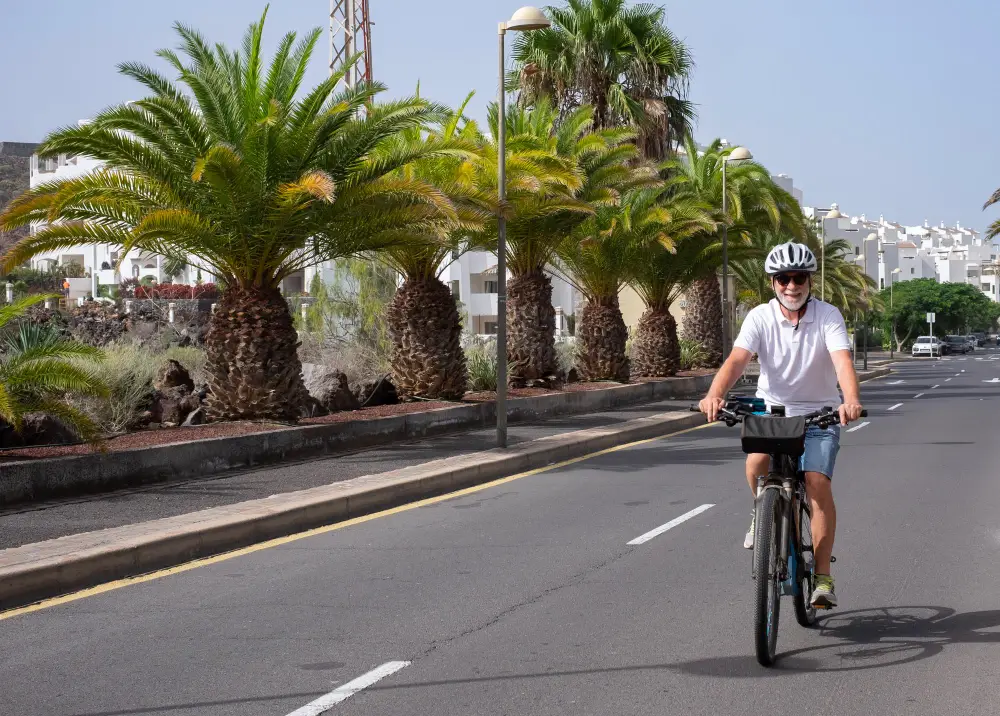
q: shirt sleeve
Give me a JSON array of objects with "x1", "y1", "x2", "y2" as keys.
[
  {"x1": 733, "y1": 308, "x2": 762, "y2": 354},
  {"x1": 824, "y1": 306, "x2": 851, "y2": 352}
]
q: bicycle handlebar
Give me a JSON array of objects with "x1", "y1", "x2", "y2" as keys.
[{"x1": 689, "y1": 403, "x2": 868, "y2": 428}]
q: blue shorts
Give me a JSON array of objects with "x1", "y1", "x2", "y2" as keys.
[{"x1": 798, "y1": 425, "x2": 840, "y2": 479}]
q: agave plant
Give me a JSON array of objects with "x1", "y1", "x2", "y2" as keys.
[
  {"x1": 0, "y1": 294, "x2": 108, "y2": 441},
  {"x1": 0, "y1": 10, "x2": 458, "y2": 422}
]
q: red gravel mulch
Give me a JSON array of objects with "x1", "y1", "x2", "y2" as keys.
[{"x1": 0, "y1": 373, "x2": 710, "y2": 463}]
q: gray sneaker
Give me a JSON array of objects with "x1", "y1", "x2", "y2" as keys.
[
  {"x1": 744, "y1": 513, "x2": 755, "y2": 549},
  {"x1": 810, "y1": 574, "x2": 838, "y2": 608}
]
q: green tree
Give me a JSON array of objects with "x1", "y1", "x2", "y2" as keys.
[
  {"x1": 0, "y1": 294, "x2": 108, "y2": 441},
  {"x1": 510, "y1": 0, "x2": 695, "y2": 159},
  {"x1": 874, "y1": 279, "x2": 998, "y2": 351},
  {"x1": 626, "y1": 202, "x2": 721, "y2": 377},
  {"x1": 379, "y1": 92, "x2": 491, "y2": 400},
  {"x1": 0, "y1": 9, "x2": 457, "y2": 422},
  {"x1": 468, "y1": 100, "x2": 643, "y2": 385},
  {"x1": 664, "y1": 135, "x2": 806, "y2": 366},
  {"x1": 556, "y1": 186, "x2": 711, "y2": 381}
]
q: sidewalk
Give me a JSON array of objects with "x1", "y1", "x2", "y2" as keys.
[
  {"x1": 0, "y1": 397, "x2": 698, "y2": 550},
  {"x1": 0, "y1": 366, "x2": 892, "y2": 553}
]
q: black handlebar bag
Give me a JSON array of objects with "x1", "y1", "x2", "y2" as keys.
[{"x1": 740, "y1": 415, "x2": 807, "y2": 456}]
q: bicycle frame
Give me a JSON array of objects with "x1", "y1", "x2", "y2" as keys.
[{"x1": 756, "y1": 454, "x2": 808, "y2": 591}]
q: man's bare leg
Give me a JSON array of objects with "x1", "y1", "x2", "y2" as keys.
[{"x1": 804, "y1": 471, "x2": 836, "y2": 575}]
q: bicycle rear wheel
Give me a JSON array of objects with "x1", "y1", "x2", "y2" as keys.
[
  {"x1": 794, "y1": 501, "x2": 818, "y2": 627},
  {"x1": 753, "y1": 487, "x2": 781, "y2": 666}
]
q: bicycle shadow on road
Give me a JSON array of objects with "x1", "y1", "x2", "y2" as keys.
[{"x1": 668, "y1": 605, "x2": 1000, "y2": 676}]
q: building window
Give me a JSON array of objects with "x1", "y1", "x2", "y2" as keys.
[
  {"x1": 910, "y1": 267, "x2": 915, "y2": 275},
  {"x1": 880, "y1": 278, "x2": 885, "y2": 289},
  {"x1": 855, "y1": 246, "x2": 860, "y2": 255},
  {"x1": 484, "y1": 280, "x2": 498, "y2": 294},
  {"x1": 483, "y1": 321, "x2": 498, "y2": 335}
]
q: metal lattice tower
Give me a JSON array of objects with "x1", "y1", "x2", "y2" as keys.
[{"x1": 329, "y1": 0, "x2": 372, "y2": 86}]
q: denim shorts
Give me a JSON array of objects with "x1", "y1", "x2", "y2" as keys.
[{"x1": 798, "y1": 425, "x2": 840, "y2": 479}]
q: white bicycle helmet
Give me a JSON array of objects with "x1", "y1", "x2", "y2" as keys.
[{"x1": 764, "y1": 242, "x2": 817, "y2": 275}]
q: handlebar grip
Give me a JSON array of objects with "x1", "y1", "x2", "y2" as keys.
[{"x1": 860, "y1": 410, "x2": 868, "y2": 418}]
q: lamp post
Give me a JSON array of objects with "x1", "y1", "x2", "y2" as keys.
[
  {"x1": 858, "y1": 234, "x2": 878, "y2": 369},
  {"x1": 889, "y1": 267, "x2": 901, "y2": 358},
  {"x1": 820, "y1": 204, "x2": 843, "y2": 301},
  {"x1": 496, "y1": 6, "x2": 550, "y2": 448},
  {"x1": 721, "y1": 146, "x2": 752, "y2": 359}
]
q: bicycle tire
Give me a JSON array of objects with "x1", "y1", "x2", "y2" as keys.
[
  {"x1": 794, "y1": 501, "x2": 818, "y2": 627},
  {"x1": 753, "y1": 487, "x2": 781, "y2": 666}
]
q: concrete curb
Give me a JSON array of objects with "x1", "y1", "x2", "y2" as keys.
[
  {"x1": 0, "y1": 410, "x2": 706, "y2": 610},
  {"x1": 0, "y1": 374, "x2": 715, "y2": 507}
]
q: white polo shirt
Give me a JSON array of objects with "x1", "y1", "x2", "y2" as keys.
[{"x1": 734, "y1": 298, "x2": 851, "y2": 416}]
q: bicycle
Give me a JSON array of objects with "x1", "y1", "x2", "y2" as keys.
[{"x1": 695, "y1": 399, "x2": 867, "y2": 666}]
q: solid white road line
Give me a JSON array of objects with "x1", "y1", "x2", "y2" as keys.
[
  {"x1": 889, "y1": 379, "x2": 905, "y2": 385},
  {"x1": 628, "y1": 504, "x2": 715, "y2": 546},
  {"x1": 888, "y1": 403, "x2": 903, "y2": 411},
  {"x1": 932, "y1": 384, "x2": 941, "y2": 389},
  {"x1": 286, "y1": 662, "x2": 411, "y2": 715},
  {"x1": 945, "y1": 378, "x2": 952, "y2": 382},
  {"x1": 846, "y1": 421, "x2": 870, "y2": 433},
  {"x1": 914, "y1": 393, "x2": 925, "y2": 399}
]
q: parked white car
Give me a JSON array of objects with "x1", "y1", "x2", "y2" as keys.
[{"x1": 911, "y1": 336, "x2": 943, "y2": 357}]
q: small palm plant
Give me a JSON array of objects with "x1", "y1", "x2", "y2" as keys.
[{"x1": 0, "y1": 295, "x2": 108, "y2": 442}]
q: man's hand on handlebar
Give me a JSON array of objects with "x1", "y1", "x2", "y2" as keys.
[
  {"x1": 838, "y1": 402, "x2": 864, "y2": 426},
  {"x1": 699, "y1": 395, "x2": 726, "y2": 423}
]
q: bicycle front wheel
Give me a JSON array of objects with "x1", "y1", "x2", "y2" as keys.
[
  {"x1": 753, "y1": 487, "x2": 781, "y2": 666},
  {"x1": 794, "y1": 501, "x2": 818, "y2": 627}
]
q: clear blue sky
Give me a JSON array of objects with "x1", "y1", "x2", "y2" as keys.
[{"x1": 2, "y1": 0, "x2": 999, "y2": 233}]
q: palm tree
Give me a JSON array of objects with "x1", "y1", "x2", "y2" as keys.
[
  {"x1": 0, "y1": 10, "x2": 457, "y2": 422},
  {"x1": 626, "y1": 200, "x2": 719, "y2": 377},
  {"x1": 555, "y1": 186, "x2": 672, "y2": 382},
  {"x1": 379, "y1": 93, "x2": 492, "y2": 400},
  {"x1": 510, "y1": 0, "x2": 695, "y2": 159},
  {"x1": 664, "y1": 136, "x2": 806, "y2": 366},
  {"x1": 467, "y1": 100, "x2": 641, "y2": 385},
  {"x1": 0, "y1": 294, "x2": 108, "y2": 441}
]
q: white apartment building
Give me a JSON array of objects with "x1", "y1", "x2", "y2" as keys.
[{"x1": 807, "y1": 203, "x2": 1000, "y2": 301}]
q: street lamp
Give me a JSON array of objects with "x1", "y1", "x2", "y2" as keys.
[
  {"x1": 820, "y1": 204, "x2": 843, "y2": 301},
  {"x1": 889, "y1": 267, "x2": 901, "y2": 358},
  {"x1": 721, "y1": 146, "x2": 753, "y2": 359},
  {"x1": 496, "y1": 6, "x2": 550, "y2": 448},
  {"x1": 858, "y1": 234, "x2": 878, "y2": 369}
]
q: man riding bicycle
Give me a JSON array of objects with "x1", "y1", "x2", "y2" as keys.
[{"x1": 699, "y1": 242, "x2": 864, "y2": 608}]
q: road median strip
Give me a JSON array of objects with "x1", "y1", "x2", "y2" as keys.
[{"x1": 0, "y1": 409, "x2": 708, "y2": 612}]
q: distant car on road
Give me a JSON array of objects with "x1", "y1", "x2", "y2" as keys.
[
  {"x1": 912, "y1": 336, "x2": 944, "y2": 357},
  {"x1": 973, "y1": 332, "x2": 987, "y2": 346},
  {"x1": 965, "y1": 335, "x2": 978, "y2": 351},
  {"x1": 945, "y1": 335, "x2": 970, "y2": 354}
]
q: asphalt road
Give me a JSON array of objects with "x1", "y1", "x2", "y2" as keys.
[{"x1": 3, "y1": 350, "x2": 1000, "y2": 715}]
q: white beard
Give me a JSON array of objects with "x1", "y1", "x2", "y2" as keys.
[{"x1": 777, "y1": 292, "x2": 808, "y2": 311}]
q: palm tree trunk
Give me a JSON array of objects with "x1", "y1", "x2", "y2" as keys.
[
  {"x1": 507, "y1": 270, "x2": 558, "y2": 386},
  {"x1": 578, "y1": 295, "x2": 629, "y2": 382},
  {"x1": 632, "y1": 306, "x2": 680, "y2": 378},
  {"x1": 682, "y1": 275, "x2": 724, "y2": 368},
  {"x1": 387, "y1": 276, "x2": 467, "y2": 400},
  {"x1": 204, "y1": 285, "x2": 308, "y2": 422}
]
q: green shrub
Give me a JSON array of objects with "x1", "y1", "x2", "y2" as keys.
[
  {"x1": 464, "y1": 339, "x2": 515, "y2": 393},
  {"x1": 679, "y1": 339, "x2": 708, "y2": 371}
]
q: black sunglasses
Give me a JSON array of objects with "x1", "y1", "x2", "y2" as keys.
[{"x1": 773, "y1": 273, "x2": 810, "y2": 287}]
